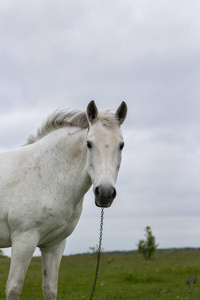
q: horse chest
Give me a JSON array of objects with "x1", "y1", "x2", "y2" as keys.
[{"x1": 37, "y1": 200, "x2": 83, "y2": 247}]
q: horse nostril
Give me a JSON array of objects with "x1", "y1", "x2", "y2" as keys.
[
  {"x1": 112, "y1": 187, "x2": 116, "y2": 200},
  {"x1": 95, "y1": 186, "x2": 100, "y2": 197}
]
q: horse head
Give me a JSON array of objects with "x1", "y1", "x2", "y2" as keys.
[{"x1": 86, "y1": 100, "x2": 127, "y2": 208}]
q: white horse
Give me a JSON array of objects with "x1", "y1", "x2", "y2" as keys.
[{"x1": 0, "y1": 101, "x2": 127, "y2": 300}]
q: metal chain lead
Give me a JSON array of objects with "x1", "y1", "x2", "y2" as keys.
[{"x1": 90, "y1": 208, "x2": 104, "y2": 300}]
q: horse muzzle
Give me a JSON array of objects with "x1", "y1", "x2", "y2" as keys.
[{"x1": 94, "y1": 184, "x2": 117, "y2": 208}]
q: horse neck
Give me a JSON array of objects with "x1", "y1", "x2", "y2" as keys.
[{"x1": 32, "y1": 127, "x2": 91, "y2": 199}]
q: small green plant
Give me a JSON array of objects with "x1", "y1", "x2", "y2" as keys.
[
  {"x1": 89, "y1": 245, "x2": 99, "y2": 256},
  {"x1": 89, "y1": 245, "x2": 104, "y2": 257},
  {"x1": 0, "y1": 249, "x2": 4, "y2": 257},
  {"x1": 125, "y1": 272, "x2": 134, "y2": 281},
  {"x1": 137, "y1": 226, "x2": 158, "y2": 260}
]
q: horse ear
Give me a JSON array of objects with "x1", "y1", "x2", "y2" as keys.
[
  {"x1": 86, "y1": 100, "x2": 98, "y2": 124},
  {"x1": 115, "y1": 101, "x2": 127, "y2": 125}
]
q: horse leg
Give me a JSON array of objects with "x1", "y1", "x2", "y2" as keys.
[
  {"x1": 41, "y1": 239, "x2": 66, "y2": 300},
  {"x1": 6, "y1": 232, "x2": 39, "y2": 300}
]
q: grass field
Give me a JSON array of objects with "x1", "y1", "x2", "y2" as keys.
[{"x1": 1, "y1": 251, "x2": 200, "y2": 299}]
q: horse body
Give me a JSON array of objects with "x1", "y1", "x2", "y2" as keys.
[
  {"x1": 0, "y1": 101, "x2": 127, "y2": 299},
  {"x1": 0, "y1": 127, "x2": 90, "y2": 248}
]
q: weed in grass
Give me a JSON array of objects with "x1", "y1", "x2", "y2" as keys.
[{"x1": 185, "y1": 275, "x2": 197, "y2": 288}]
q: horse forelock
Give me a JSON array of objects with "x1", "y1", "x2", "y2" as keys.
[
  {"x1": 25, "y1": 110, "x2": 118, "y2": 145},
  {"x1": 97, "y1": 112, "x2": 119, "y2": 129}
]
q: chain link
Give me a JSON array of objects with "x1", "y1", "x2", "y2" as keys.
[{"x1": 90, "y1": 208, "x2": 104, "y2": 300}]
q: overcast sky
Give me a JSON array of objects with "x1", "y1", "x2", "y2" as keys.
[{"x1": 1, "y1": 0, "x2": 200, "y2": 257}]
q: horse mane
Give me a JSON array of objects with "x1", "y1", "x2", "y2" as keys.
[{"x1": 25, "y1": 109, "x2": 118, "y2": 145}]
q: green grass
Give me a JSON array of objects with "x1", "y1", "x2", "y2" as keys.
[{"x1": 1, "y1": 251, "x2": 200, "y2": 299}]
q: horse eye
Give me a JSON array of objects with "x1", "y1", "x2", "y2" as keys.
[
  {"x1": 87, "y1": 140, "x2": 93, "y2": 149},
  {"x1": 119, "y1": 142, "x2": 124, "y2": 151}
]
